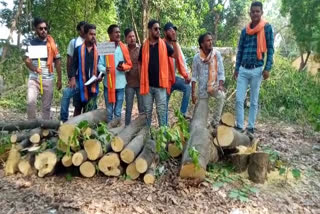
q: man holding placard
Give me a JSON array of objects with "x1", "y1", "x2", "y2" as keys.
[
  {"x1": 24, "y1": 17, "x2": 62, "y2": 120},
  {"x1": 69, "y1": 24, "x2": 100, "y2": 112},
  {"x1": 98, "y1": 24, "x2": 132, "y2": 125}
]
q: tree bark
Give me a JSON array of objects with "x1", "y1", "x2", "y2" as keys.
[
  {"x1": 0, "y1": 119, "x2": 60, "y2": 132},
  {"x1": 72, "y1": 150, "x2": 88, "y2": 166},
  {"x1": 248, "y1": 152, "x2": 269, "y2": 184},
  {"x1": 229, "y1": 153, "x2": 249, "y2": 173},
  {"x1": 135, "y1": 139, "x2": 156, "y2": 173},
  {"x1": 216, "y1": 125, "x2": 251, "y2": 148},
  {"x1": 142, "y1": 0, "x2": 149, "y2": 41},
  {"x1": 65, "y1": 109, "x2": 107, "y2": 125}
]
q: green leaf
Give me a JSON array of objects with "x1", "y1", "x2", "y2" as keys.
[
  {"x1": 77, "y1": 120, "x2": 89, "y2": 129},
  {"x1": 228, "y1": 190, "x2": 239, "y2": 199},
  {"x1": 291, "y1": 168, "x2": 301, "y2": 179},
  {"x1": 248, "y1": 187, "x2": 259, "y2": 193},
  {"x1": 65, "y1": 173, "x2": 72, "y2": 182},
  {"x1": 213, "y1": 182, "x2": 224, "y2": 188},
  {"x1": 239, "y1": 195, "x2": 249, "y2": 202},
  {"x1": 279, "y1": 167, "x2": 286, "y2": 175}
]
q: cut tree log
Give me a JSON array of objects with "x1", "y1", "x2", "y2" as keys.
[
  {"x1": 167, "y1": 126, "x2": 186, "y2": 158},
  {"x1": 126, "y1": 162, "x2": 140, "y2": 180},
  {"x1": 65, "y1": 109, "x2": 107, "y2": 125},
  {"x1": 216, "y1": 125, "x2": 251, "y2": 148},
  {"x1": 98, "y1": 152, "x2": 120, "y2": 172},
  {"x1": 248, "y1": 152, "x2": 269, "y2": 184},
  {"x1": 72, "y1": 150, "x2": 88, "y2": 166},
  {"x1": 221, "y1": 112, "x2": 235, "y2": 127},
  {"x1": 16, "y1": 139, "x2": 31, "y2": 151},
  {"x1": 120, "y1": 128, "x2": 148, "y2": 164},
  {"x1": 229, "y1": 154, "x2": 250, "y2": 173},
  {"x1": 101, "y1": 165, "x2": 123, "y2": 177},
  {"x1": 62, "y1": 153, "x2": 73, "y2": 167},
  {"x1": 143, "y1": 162, "x2": 157, "y2": 185},
  {"x1": 34, "y1": 149, "x2": 59, "y2": 177},
  {"x1": 42, "y1": 129, "x2": 54, "y2": 138},
  {"x1": 79, "y1": 161, "x2": 96, "y2": 178},
  {"x1": 135, "y1": 139, "x2": 156, "y2": 173},
  {"x1": 111, "y1": 115, "x2": 146, "y2": 152},
  {"x1": 180, "y1": 98, "x2": 218, "y2": 180},
  {"x1": 18, "y1": 153, "x2": 35, "y2": 176},
  {"x1": 84, "y1": 139, "x2": 103, "y2": 161},
  {"x1": 5, "y1": 145, "x2": 21, "y2": 176},
  {"x1": 0, "y1": 119, "x2": 60, "y2": 131},
  {"x1": 29, "y1": 128, "x2": 43, "y2": 144},
  {"x1": 10, "y1": 131, "x2": 29, "y2": 143},
  {"x1": 109, "y1": 125, "x2": 124, "y2": 136},
  {"x1": 58, "y1": 123, "x2": 75, "y2": 146}
]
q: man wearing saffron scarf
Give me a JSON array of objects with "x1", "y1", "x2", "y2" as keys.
[
  {"x1": 138, "y1": 19, "x2": 179, "y2": 127},
  {"x1": 69, "y1": 24, "x2": 100, "y2": 112},
  {"x1": 163, "y1": 22, "x2": 191, "y2": 124},
  {"x1": 60, "y1": 21, "x2": 87, "y2": 122},
  {"x1": 98, "y1": 25, "x2": 132, "y2": 125},
  {"x1": 24, "y1": 17, "x2": 62, "y2": 120},
  {"x1": 191, "y1": 32, "x2": 226, "y2": 128},
  {"x1": 234, "y1": 1, "x2": 274, "y2": 135},
  {"x1": 124, "y1": 28, "x2": 144, "y2": 126}
]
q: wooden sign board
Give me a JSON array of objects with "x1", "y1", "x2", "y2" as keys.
[
  {"x1": 97, "y1": 42, "x2": 116, "y2": 55},
  {"x1": 28, "y1": 45, "x2": 48, "y2": 59}
]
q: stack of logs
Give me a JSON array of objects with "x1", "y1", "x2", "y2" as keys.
[{"x1": 2, "y1": 109, "x2": 158, "y2": 184}]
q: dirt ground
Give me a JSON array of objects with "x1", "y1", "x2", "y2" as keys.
[{"x1": 0, "y1": 107, "x2": 320, "y2": 214}]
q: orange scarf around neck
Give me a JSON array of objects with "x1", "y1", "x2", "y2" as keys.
[
  {"x1": 140, "y1": 38, "x2": 169, "y2": 95},
  {"x1": 199, "y1": 48, "x2": 218, "y2": 96},
  {"x1": 246, "y1": 20, "x2": 267, "y2": 60},
  {"x1": 106, "y1": 41, "x2": 132, "y2": 103},
  {"x1": 46, "y1": 35, "x2": 59, "y2": 73}
]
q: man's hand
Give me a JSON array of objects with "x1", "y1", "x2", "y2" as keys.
[
  {"x1": 185, "y1": 75, "x2": 191, "y2": 84},
  {"x1": 233, "y1": 70, "x2": 238, "y2": 80},
  {"x1": 56, "y1": 79, "x2": 62, "y2": 91},
  {"x1": 68, "y1": 77, "x2": 76, "y2": 88},
  {"x1": 262, "y1": 70, "x2": 269, "y2": 80},
  {"x1": 192, "y1": 94, "x2": 198, "y2": 104},
  {"x1": 116, "y1": 64, "x2": 125, "y2": 71},
  {"x1": 35, "y1": 67, "x2": 42, "y2": 74}
]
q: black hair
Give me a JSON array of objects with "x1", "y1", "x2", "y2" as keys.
[
  {"x1": 124, "y1": 28, "x2": 134, "y2": 37},
  {"x1": 77, "y1": 21, "x2": 87, "y2": 31},
  {"x1": 147, "y1": 19, "x2": 160, "y2": 29},
  {"x1": 33, "y1": 17, "x2": 46, "y2": 28},
  {"x1": 107, "y1": 24, "x2": 119, "y2": 34},
  {"x1": 84, "y1": 24, "x2": 96, "y2": 34},
  {"x1": 251, "y1": 1, "x2": 263, "y2": 10},
  {"x1": 198, "y1": 32, "x2": 213, "y2": 48}
]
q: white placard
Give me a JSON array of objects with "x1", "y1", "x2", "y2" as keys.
[
  {"x1": 28, "y1": 45, "x2": 48, "y2": 59},
  {"x1": 97, "y1": 42, "x2": 116, "y2": 55}
]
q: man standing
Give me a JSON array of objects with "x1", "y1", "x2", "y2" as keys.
[
  {"x1": 60, "y1": 21, "x2": 87, "y2": 122},
  {"x1": 69, "y1": 24, "x2": 100, "y2": 111},
  {"x1": 234, "y1": 1, "x2": 274, "y2": 135},
  {"x1": 123, "y1": 28, "x2": 144, "y2": 126},
  {"x1": 98, "y1": 25, "x2": 132, "y2": 124},
  {"x1": 163, "y1": 22, "x2": 191, "y2": 123},
  {"x1": 192, "y1": 32, "x2": 226, "y2": 128},
  {"x1": 139, "y1": 19, "x2": 179, "y2": 127},
  {"x1": 24, "y1": 17, "x2": 62, "y2": 120}
]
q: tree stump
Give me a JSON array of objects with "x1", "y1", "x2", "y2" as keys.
[{"x1": 248, "y1": 152, "x2": 269, "y2": 184}]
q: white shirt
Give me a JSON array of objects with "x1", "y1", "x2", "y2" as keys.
[{"x1": 67, "y1": 36, "x2": 84, "y2": 57}]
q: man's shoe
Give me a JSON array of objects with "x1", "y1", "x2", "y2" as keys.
[
  {"x1": 246, "y1": 128, "x2": 254, "y2": 139},
  {"x1": 234, "y1": 126, "x2": 244, "y2": 133}
]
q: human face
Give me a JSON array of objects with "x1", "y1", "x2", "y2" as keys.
[
  {"x1": 125, "y1": 31, "x2": 136, "y2": 46},
  {"x1": 250, "y1": 6, "x2": 263, "y2": 24},
  {"x1": 36, "y1": 22, "x2": 47, "y2": 40},
  {"x1": 150, "y1": 23, "x2": 161, "y2": 40},
  {"x1": 86, "y1": 29, "x2": 96, "y2": 45},
  {"x1": 164, "y1": 28, "x2": 176, "y2": 41},
  {"x1": 201, "y1": 35, "x2": 213, "y2": 52},
  {"x1": 109, "y1": 27, "x2": 121, "y2": 42}
]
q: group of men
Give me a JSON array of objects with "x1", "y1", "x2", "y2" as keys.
[{"x1": 24, "y1": 1, "x2": 274, "y2": 135}]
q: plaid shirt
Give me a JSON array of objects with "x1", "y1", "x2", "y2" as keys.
[{"x1": 235, "y1": 23, "x2": 274, "y2": 72}]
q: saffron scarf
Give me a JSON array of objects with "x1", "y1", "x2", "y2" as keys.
[
  {"x1": 106, "y1": 41, "x2": 132, "y2": 103},
  {"x1": 199, "y1": 48, "x2": 218, "y2": 96},
  {"x1": 140, "y1": 39, "x2": 169, "y2": 95},
  {"x1": 46, "y1": 35, "x2": 59, "y2": 73},
  {"x1": 246, "y1": 19, "x2": 267, "y2": 60},
  {"x1": 78, "y1": 43, "x2": 99, "y2": 102}
]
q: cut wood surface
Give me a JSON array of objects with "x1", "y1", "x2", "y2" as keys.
[
  {"x1": 10, "y1": 131, "x2": 29, "y2": 143},
  {"x1": 216, "y1": 125, "x2": 251, "y2": 148},
  {"x1": 101, "y1": 165, "x2": 123, "y2": 177},
  {"x1": 65, "y1": 109, "x2": 107, "y2": 125},
  {"x1": 29, "y1": 128, "x2": 43, "y2": 144},
  {"x1": 79, "y1": 161, "x2": 96, "y2": 178},
  {"x1": 34, "y1": 149, "x2": 59, "y2": 177},
  {"x1": 62, "y1": 153, "x2": 73, "y2": 167},
  {"x1": 84, "y1": 139, "x2": 103, "y2": 161},
  {"x1": 18, "y1": 154, "x2": 35, "y2": 176},
  {"x1": 5, "y1": 145, "x2": 21, "y2": 176},
  {"x1": 0, "y1": 119, "x2": 60, "y2": 131},
  {"x1": 126, "y1": 162, "x2": 140, "y2": 180},
  {"x1": 58, "y1": 124, "x2": 75, "y2": 146},
  {"x1": 143, "y1": 162, "x2": 157, "y2": 185},
  {"x1": 221, "y1": 112, "x2": 235, "y2": 127},
  {"x1": 168, "y1": 143, "x2": 183, "y2": 158},
  {"x1": 72, "y1": 150, "x2": 88, "y2": 166},
  {"x1": 98, "y1": 152, "x2": 120, "y2": 172},
  {"x1": 111, "y1": 115, "x2": 146, "y2": 152},
  {"x1": 120, "y1": 128, "x2": 147, "y2": 164},
  {"x1": 135, "y1": 139, "x2": 156, "y2": 173},
  {"x1": 248, "y1": 152, "x2": 269, "y2": 184}
]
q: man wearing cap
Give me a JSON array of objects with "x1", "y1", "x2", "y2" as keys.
[{"x1": 164, "y1": 22, "x2": 191, "y2": 124}]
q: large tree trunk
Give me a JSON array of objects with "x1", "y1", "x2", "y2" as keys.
[
  {"x1": 216, "y1": 125, "x2": 251, "y2": 148},
  {"x1": 180, "y1": 98, "x2": 218, "y2": 180},
  {"x1": 299, "y1": 51, "x2": 311, "y2": 71},
  {"x1": 1, "y1": 0, "x2": 24, "y2": 61},
  {"x1": 128, "y1": 0, "x2": 141, "y2": 44},
  {"x1": 111, "y1": 115, "x2": 146, "y2": 152},
  {"x1": 0, "y1": 119, "x2": 60, "y2": 132},
  {"x1": 142, "y1": 0, "x2": 149, "y2": 41},
  {"x1": 65, "y1": 109, "x2": 107, "y2": 125}
]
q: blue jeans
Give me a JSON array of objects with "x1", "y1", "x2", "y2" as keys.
[
  {"x1": 236, "y1": 66, "x2": 263, "y2": 129},
  {"x1": 166, "y1": 76, "x2": 191, "y2": 123},
  {"x1": 125, "y1": 85, "x2": 144, "y2": 126},
  {"x1": 104, "y1": 87, "x2": 125, "y2": 122},
  {"x1": 60, "y1": 85, "x2": 79, "y2": 122},
  {"x1": 143, "y1": 87, "x2": 167, "y2": 127}
]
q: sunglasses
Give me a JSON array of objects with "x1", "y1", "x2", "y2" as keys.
[
  {"x1": 153, "y1": 27, "x2": 161, "y2": 31},
  {"x1": 38, "y1": 27, "x2": 47, "y2": 31}
]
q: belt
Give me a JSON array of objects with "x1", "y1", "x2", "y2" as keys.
[{"x1": 241, "y1": 64, "x2": 259, "y2": 69}]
